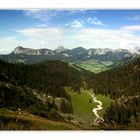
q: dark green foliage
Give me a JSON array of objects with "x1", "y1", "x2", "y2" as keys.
[
  {"x1": 87, "y1": 56, "x2": 140, "y2": 99},
  {"x1": 0, "y1": 59, "x2": 85, "y2": 120},
  {"x1": 0, "y1": 82, "x2": 62, "y2": 120},
  {"x1": 0, "y1": 59, "x2": 82, "y2": 100},
  {"x1": 0, "y1": 53, "x2": 76, "y2": 64},
  {"x1": 59, "y1": 99, "x2": 73, "y2": 114},
  {"x1": 104, "y1": 96, "x2": 140, "y2": 126}
]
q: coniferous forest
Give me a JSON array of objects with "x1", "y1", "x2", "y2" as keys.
[{"x1": 0, "y1": 55, "x2": 140, "y2": 130}]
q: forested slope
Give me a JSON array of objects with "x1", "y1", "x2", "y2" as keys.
[
  {"x1": 88, "y1": 56, "x2": 140, "y2": 99},
  {"x1": 87, "y1": 56, "x2": 140, "y2": 129}
]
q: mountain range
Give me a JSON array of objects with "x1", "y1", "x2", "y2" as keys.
[
  {"x1": 0, "y1": 46, "x2": 140, "y2": 73},
  {"x1": 11, "y1": 46, "x2": 140, "y2": 60}
]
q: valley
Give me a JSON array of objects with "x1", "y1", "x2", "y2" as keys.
[
  {"x1": 64, "y1": 87, "x2": 113, "y2": 127},
  {"x1": 0, "y1": 47, "x2": 140, "y2": 130},
  {"x1": 1, "y1": 9, "x2": 140, "y2": 132},
  {"x1": 73, "y1": 60, "x2": 110, "y2": 73}
]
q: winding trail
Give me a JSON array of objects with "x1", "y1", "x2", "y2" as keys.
[{"x1": 89, "y1": 93, "x2": 104, "y2": 126}]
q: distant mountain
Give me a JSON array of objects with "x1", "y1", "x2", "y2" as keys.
[
  {"x1": 54, "y1": 46, "x2": 68, "y2": 53},
  {"x1": 86, "y1": 48, "x2": 133, "y2": 61},
  {"x1": 0, "y1": 46, "x2": 140, "y2": 73},
  {"x1": 130, "y1": 46, "x2": 140, "y2": 54},
  {"x1": 4, "y1": 46, "x2": 140, "y2": 62},
  {"x1": 12, "y1": 46, "x2": 55, "y2": 55}
]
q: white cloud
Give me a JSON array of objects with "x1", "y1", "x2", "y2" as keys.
[
  {"x1": 37, "y1": 24, "x2": 48, "y2": 27},
  {"x1": 23, "y1": 10, "x2": 57, "y2": 22},
  {"x1": 66, "y1": 20, "x2": 83, "y2": 28},
  {"x1": 23, "y1": 10, "x2": 86, "y2": 22},
  {"x1": 121, "y1": 25, "x2": 140, "y2": 31},
  {"x1": 17, "y1": 27, "x2": 140, "y2": 50},
  {"x1": 1, "y1": 27, "x2": 140, "y2": 54},
  {"x1": 17, "y1": 28, "x2": 63, "y2": 38},
  {"x1": 64, "y1": 29, "x2": 139, "y2": 49},
  {"x1": 0, "y1": 48, "x2": 3, "y2": 53},
  {"x1": 87, "y1": 17, "x2": 105, "y2": 26},
  {"x1": 0, "y1": 37, "x2": 58, "y2": 54}
]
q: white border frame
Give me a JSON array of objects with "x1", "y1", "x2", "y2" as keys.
[{"x1": 0, "y1": 0, "x2": 140, "y2": 140}]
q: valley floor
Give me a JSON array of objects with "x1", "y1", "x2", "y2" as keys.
[
  {"x1": 64, "y1": 88, "x2": 113, "y2": 128},
  {"x1": 0, "y1": 88, "x2": 113, "y2": 130}
]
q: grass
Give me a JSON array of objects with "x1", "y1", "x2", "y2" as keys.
[
  {"x1": 74, "y1": 60, "x2": 110, "y2": 73},
  {"x1": 65, "y1": 87, "x2": 113, "y2": 123},
  {"x1": 65, "y1": 88, "x2": 97, "y2": 122},
  {"x1": 0, "y1": 89, "x2": 113, "y2": 130},
  {"x1": 0, "y1": 108, "x2": 80, "y2": 130},
  {"x1": 95, "y1": 94, "x2": 114, "y2": 117}
]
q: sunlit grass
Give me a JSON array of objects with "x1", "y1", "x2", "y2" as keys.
[
  {"x1": 65, "y1": 87, "x2": 113, "y2": 123},
  {"x1": 0, "y1": 108, "x2": 80, "y2": 130}
]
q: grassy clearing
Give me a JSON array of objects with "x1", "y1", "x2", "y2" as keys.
[
  {"x1": 67, "y1": 90, "x2": 97, "y2": 119},
  {"x1": 75, "y1": 60, "x2": 110, "y2": 73},
  {"x1": 65, "y1": 87, "x2": 113, "y2": 123},
  {"x1": 65, "y1": 87, "x2": 97, "y2": 123},
  {"x1": 95, "y1": 94, "x2": 114, "y2": 117},
  {"x1": 0, "y1": 108, "x2": 80, "y2": 130}
]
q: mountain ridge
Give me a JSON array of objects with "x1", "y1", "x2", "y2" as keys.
[
  {"x1": 1, "y1": 45, "x2": 140, "y2": 73},
  {"x1": 12, "y1": 46, "x2": 140, "y2": 56}
]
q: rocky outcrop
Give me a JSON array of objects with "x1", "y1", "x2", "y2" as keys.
[
  {"x1": 12, "y1": 46, "x2": 55, "y2": 55},
  {"x1": 54, "y1": 97, "x2": 73, "y2": 113},
  {"x1": 33, "y1": 90, "x2": 73, "y2": 114}
]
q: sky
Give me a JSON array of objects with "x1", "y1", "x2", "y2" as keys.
[{"x1": 1, "y1": 10, "x2": 140, "y2": 54}]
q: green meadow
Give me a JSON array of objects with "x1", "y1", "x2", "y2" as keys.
[
  {"x1": 74, "y1": 60, "x2": 110, "y2": 73},
  {"x1": 65, "y1": 87, "x2": 113, "y2": 123}
]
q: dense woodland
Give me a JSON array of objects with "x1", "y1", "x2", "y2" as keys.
[
  {"x1": 0, "y1": 59, "x2": 83, "y2": 100},
  {"x1": 88, "y1": 56, "x2": 140, "y2": 128},
  {"x1": 87, "y1": 56, "x2": 140, "y2": 99},
  {"x1": 0, "y1": 59, "x2": 85, "y2": 121},
  {"x1": 104, "y1": 96, "x2": 140, "y2": 129},
  {"x1": 0, "y1": 79, "x2": 64, "y2": 121}
]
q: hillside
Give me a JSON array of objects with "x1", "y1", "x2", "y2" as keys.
[
  {"x1": 0, "y1": 58, "x2": 97, "y2": 129},
  {"x1": 90, "y1": 56, "x2": 140, "y2": 99},
  {"x1": 0, "y1": 56, "x2": 140, "y2": 130},
  {"x1": 87, "y1": 56, "x2": 140, "y2": 129},
  {"x1": 0, "y1": 58, "x2": 114, "y2": 129},
  {"x1": 0, "y1": 59, "x2": 84, "y2": 98},
  {"x1": 0, "y1": 59, "x2": 81, "y2": 128},
  {"x1": 0, "y1": 108, "x2": 80, "y2": 130}
]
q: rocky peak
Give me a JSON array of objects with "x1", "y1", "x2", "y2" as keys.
[
  {"x1": 134, "y1": 47, "x2": 140, "y2": 54},
  {"x1": 55, "y1": 46, "x2": 67, "y2": 53},
  {"x1": 12, "y1": 46, "x2": 24, "y2": 54}
]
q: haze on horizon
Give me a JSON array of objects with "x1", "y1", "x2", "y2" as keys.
[{"x1": 1, "y1": 10, "x2": 140, "y2": 54}]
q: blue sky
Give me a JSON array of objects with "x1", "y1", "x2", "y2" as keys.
[{"x1": 1, "y1": 10, "x2": 140, "y2": 54}]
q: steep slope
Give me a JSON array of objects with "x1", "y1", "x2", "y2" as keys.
[
  {"x1": 0, "y1": 59, "x2": 83, "y2": 98},
  {"x1": 0, "y1": 59, "x2": 97, "y2": 130},
  {"x1": 86, "y1": 56, "x2": 140, "y2": 129},
  {"x1": 0, "y1": 58, "x2": 89, "y2": 129},
  {"x1": 88, "y1": 56, "x2": 140, "y2": 99}
]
